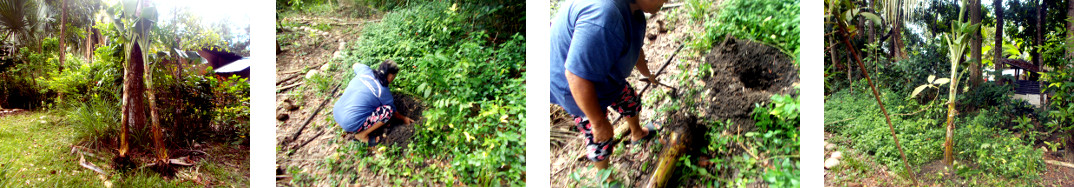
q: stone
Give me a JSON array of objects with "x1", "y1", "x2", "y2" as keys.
[
  {"x1": 824, "y1": 158, "x2": 840, "y2": 169},
  {"x1": 830, "y1": 151, "x2": 843, "y2": 160},
  {"x1": 321, "y1": 63, "x2": 332, "y2": 71},
  {"x1": 277, "y1": 113, "x2": 290, "y2": 121},
  {"x1": 305, "y1": 70, "x2": 319, "y2": 79},
  {"x1": 825, "y1": 143, "x2": 837, "y2": 150}
]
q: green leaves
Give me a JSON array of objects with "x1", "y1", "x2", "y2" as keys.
[{"x1": 909, "y1": 75, "x2": 951, "y2": 98}]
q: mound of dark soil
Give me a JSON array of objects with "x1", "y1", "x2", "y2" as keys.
[
  {"x1": 369, "y1": 94, "x2": 424, "y2": 147},
  {"x1": 700, "y1": 37, "x2": 798, "y2": 131}
]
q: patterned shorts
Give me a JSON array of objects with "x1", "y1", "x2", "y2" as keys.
[
  {"x1": 572, "y1": 84, "x2": 641, "y2": 162},
  {"x1": 356, "y1": 105, "x2": 394, "y2": 133}
]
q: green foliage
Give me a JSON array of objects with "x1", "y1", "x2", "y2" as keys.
[
  {"x1": 763, "y1": 158, "x2": 800, "y2": 188},
  {"x1": 683, "y1": 0, "x2": 713, "y2": 22},
  {"x1": 754, "y1": 93, "x2": 800, "y2": 141},
  {"x1": 910, "y1": 75, "x2": 951, "y2": 99},
  {"x1": 1041, "y1": 68, "x2": 1074, "y2": 132},
  {"x1": 958, "y1": 119, "x2": 1044, "y2": 179},
  {"x1": 958, "y1": 82, "x2": 1013, "y2": 110},
  {"x1": 699, "y1": 0, "x2": 799, "y2": 61},
  {"x1": 569, "y1": 166, "x2": 616, "y2": 188},
  {"x1": 827, "y1": 86, "x2": 1044, "y2": 180},
  {"x1": 679, "y1": 92, "x2": 800, "y2": 187}
]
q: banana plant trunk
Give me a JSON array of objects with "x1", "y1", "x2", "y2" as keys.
[
  {"x1": 138, "y1": 41, "x2": 169, "y2": 167},
  {"x1": 118, "y1": 41, "x2": 146, "y2": 164},
  {"x1": 943, "y1": 61, "x2": 958, "y2": 166}
]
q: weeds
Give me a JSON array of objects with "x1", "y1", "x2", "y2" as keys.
[
  {"x1": 826, "y1": 83, "x2": 1045, "y2": 181},
  {"x1": 697, "y1": 0, "x2": 800, "y2": 62}
]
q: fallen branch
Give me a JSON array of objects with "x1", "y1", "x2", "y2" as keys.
[
  {"x1": 77, "y1": 153, "x2": 106, "y2": 175},
  {"x1": 277, "y1": 82, "x2": 303, "y2": 92},
  {"x1": 1045, "y1": 160, "x2": 1074, "y2": 168},
  {"x1": 277, "y1": 73, "x2": 301, "y2": 85},
  {"x1": 287, "y1": 84, "x2": 342, "y2": 153},
  {"x1": 837, "y1": 20, "x2": 917, "y2": 185}
]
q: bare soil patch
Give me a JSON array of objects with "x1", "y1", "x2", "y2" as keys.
[{"x1": 698, "y1": 37, "x2": 798, "y2": 131}]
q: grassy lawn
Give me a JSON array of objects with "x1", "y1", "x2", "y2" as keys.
[{"x1": 0, "y1": 111, "x2": 247, "y2": 187}]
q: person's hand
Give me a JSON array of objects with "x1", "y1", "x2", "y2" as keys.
[{"x1": 404, "y1": 117, "x2": 415, "y2": 125}]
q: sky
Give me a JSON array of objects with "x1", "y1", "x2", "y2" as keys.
[{"x1": 101, "y1": 0, "x2": 254, "y2": 45}]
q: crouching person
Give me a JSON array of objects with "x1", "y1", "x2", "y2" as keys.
[{"x1": 333, "y1": 60, "x2": 414, "y2": 146}]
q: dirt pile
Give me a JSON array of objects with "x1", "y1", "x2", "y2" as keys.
[
  {"x1": 700, "y1": 37, "x2": 798, "y2": 131},
  {"x1": 369, "y1": 95, "x2": 424, "y2": 147}
]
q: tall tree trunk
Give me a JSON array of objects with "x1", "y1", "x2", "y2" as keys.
[
  {"x1": 971, "y1": 0, "x2": 982, "y2": 88},
  {"x1": 1034, "y1": 0, "x2": 1043, "y2": 71},
  {"x1": 85, "y1": 26, "x2": 94, "y2": 61},
  {"x1": 1069, "y1": 0, "x2": 1074, "y2": 60},
  {"x1": 117, "y1": 40, "x2": 146, "y2": 168},
  {"x1": 1037, "y1": 0, "x2": 1046, "y2": 110},
  {"x1": 994, "y1": 0, "x2": 1004, "y2": 85},
  {"x1": 58, "y1": 0, "x2": 65, "y2": 72}
]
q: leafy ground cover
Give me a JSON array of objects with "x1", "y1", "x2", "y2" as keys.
[
  {"x1": 275, "y1": 1, "x2": 525, "y2": 186},
  {"x1": 824, "y1": 81, "x2": 1074, "y2": 186}
]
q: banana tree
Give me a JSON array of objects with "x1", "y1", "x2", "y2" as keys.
[
  {"x1": 941, "y1": 0, "x2": 979, "y2": 167},
  {"x1": 109, "y1": 0, "x2": 167, "y2": 170}
]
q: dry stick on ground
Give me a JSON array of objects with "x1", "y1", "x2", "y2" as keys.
[
  {"x1": 290, "y1": 87, "x2": 346, "y2": 153},
  {"x1": 285, "y1": 84, "x2": 342, "y2": 152},
  {"x1": 277, "y1": 73, "x2": 301, "y2": 85},
  {"x1": 838, "y1": 22, "x2": 918, "y2": 185},
  {"x1": 277, "y1": 82, "x2": 303, "y2": 92},
  {"x1": 1045, "y1": 160, "x2": 1074, "y2": 168}
]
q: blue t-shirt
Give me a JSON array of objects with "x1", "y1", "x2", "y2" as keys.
[
  {"x1": 333, "y1": 64, "x2": 395, "y2": 132},
  {"x1": 549, "y1": 0, "x2": 647, "y2": 117}
]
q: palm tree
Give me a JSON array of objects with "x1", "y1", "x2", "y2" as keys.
[{"x1": 0, "y1": 0, "x2": 50, "y2": 51}]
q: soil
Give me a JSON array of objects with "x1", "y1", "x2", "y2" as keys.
[
  {"x1": 368, "y1": 95, "x2": 424, "y2": 147},
  {"x1": 698, "y1": 37, "x2": 798, "y2": 131}
]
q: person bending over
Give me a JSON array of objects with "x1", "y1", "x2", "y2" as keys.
[
  {"x1": 550, "y1": 0, "x2": 667, "y2": 172},
  {"x1": 333, "y1": 60, "x2": 414, "y2": 146}
]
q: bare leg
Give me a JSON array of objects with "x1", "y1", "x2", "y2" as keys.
[
  {"x1": 354, "y1": 121, "x2": 388, "y2": 143},
  {"x1": 627, "y1": 116, "x2": 649, "y2": 142},
  {"x1": 591, "y1": 114, "x2": 614, "y2": 170}
]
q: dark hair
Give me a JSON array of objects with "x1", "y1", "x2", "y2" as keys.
[{"x1": 374, "y1": 59, "x2": 400, "y2": 86}]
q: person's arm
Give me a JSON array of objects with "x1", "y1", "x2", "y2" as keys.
[
  {"x1": 393, "y1": 111, "x2": 414, "y2": 124},
  {"x1": 635, "y1": 50, "x2": 656, "y2": 82},
  {"x1": 567, "y1": 70, "x2": 613, "y2": 142}
]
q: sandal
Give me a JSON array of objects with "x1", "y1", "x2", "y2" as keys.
[
  {"x1": 364, "y1": 135, "x2": 382, "y2": 147},
  {"x1": 628, "y1": 121, "x2": 661, "y2": 145}
]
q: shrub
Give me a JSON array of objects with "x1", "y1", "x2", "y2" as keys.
[
  {"x1": 337, "y1": 1, "x2": 525, "y2": 186},
  {"x1": 698, "y1": 0, "x2": 799, "y2": 61}
]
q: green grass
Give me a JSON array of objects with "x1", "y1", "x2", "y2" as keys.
[
  {"x1": 0, "y1": 111, "x2": 244, "y2": 187},
  {"x1": 0, "y1": 111, "x2": 102, "y2": 187}
]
